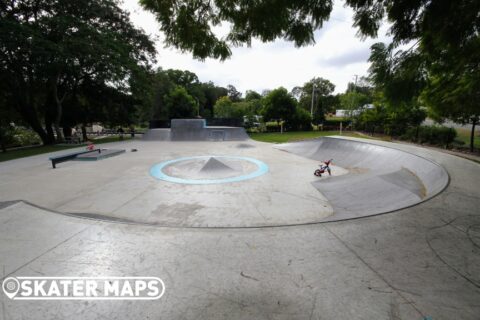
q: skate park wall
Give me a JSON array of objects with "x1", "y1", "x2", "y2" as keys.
[
  {"x1": 276, "y1": 137, "x2": 449, "y2": 221},
  {"x1": 143, "y1": 128, "x2": 171, "y2": 141},
  {"x1": 143, "y1": 119, "x2": 248, "y2": 141}
]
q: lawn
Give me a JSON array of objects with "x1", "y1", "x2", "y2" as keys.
[
  {"x1": 248, "y1": 131, "x2": 366, "y2": 143},
  {"x1": 454, "y1": 128, "x2": 480, "y2": 150},
  {"x1": 0, "y1": 135, "x2": 132, "y2": 162}
]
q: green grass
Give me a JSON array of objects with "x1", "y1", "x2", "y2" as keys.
[
  {"x1": 248, "y1": 131, "x2": 366, "y2": 143},
  {"x1": 0, "y1": 135, "x2": 131, "y2": 162},
  {"x1": 325, "y1": 116, "x2": 350, "y2": 122},
  {"x1": 90, "y1": 135, "x2": 132, "y2": 144},
  {"x1": 454, "y1": 128, "x2": 480, "y2": 149},
  {"x1": 0, "y1": 145, "x2": 77, "y2": 162}
]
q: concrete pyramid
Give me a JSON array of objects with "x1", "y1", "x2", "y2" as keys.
[{"x1": 199, "y1": 157, "x2": 235, "y2": 173}]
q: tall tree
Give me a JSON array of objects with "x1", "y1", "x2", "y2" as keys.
[
  {"x1": 292, "y1": 77, "x2": 335, "y2": 123},
  {"x1": 349, "y1": 0, "x2": 479, "y2": 148},
  {"x1": 245, "y1": 90, "x2": 262, "y2": 102},
  {"x1": 422, "y1": 71, "x2": 480, "y2": 152},
  {"x1": 139, "y1": 0, "x2": 333, "y2": 60},
  {"x1": 165, "y1": 87, "x2": 197, "y2": 119},
  {"x1": 227, "y1": 85, "x2": 242, "y2": 102},
  {"x1": 367, "y1": 43, "x2": 427, "y2": 136},
  {"x1": 0, "y1": 0, "x2": 155, "y2": 144},
  {"x1": 368, "y1": 43, "x2": 426, "y2": 108},
  {"x1": 200, "y1": 82, "x2": 228, "y2": 117},
  {"x1": 262, "y1": 87, "x2": 297, "y2": 125},
  {"x1": 213, "y1": 96, "x2": 248, "y2": 119}
]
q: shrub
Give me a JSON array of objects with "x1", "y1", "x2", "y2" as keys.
[
  {"x1": 14, "y1": 127, "x2": 41, "y2": 146},
  {"x1": 0, "y1": 123, "x2": 16, "y2": 149},
  {"x1": 265, "y1": 122, "x2": 281, "y2": 132},
  {"x1": 402, "y1": 125, "x2": 456, "y2": 148},
  {"x1": 436, "y1": 126, "x2": 457, "y2": 148},
  {"x1": 287, "y1": 108, "x2": 312, "y2": 131}
]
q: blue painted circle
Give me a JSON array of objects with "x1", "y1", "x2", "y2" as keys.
[{"x1": 150, "y1": 156, "x2": 269, "y2": 184}]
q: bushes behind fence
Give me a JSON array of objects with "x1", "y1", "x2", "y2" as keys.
[{"x1": 401, "y1": 125, "x2": 456, "y2": 148}]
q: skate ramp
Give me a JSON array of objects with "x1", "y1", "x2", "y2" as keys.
[
  {"x1": 143, "y1": 129, "x2": 171, "y2": 141},
  {"x1": 143, "y1": 119, "x2": 248, "y2": 141},
  {"x1": 199, "y1": 157, "x2": 236, "y2": 173},
  {"x1": 276, "y1": 137, "x2": 449, "y2": 221}
]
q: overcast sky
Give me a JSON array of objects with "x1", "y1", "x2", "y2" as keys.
[{"x1": 121, "y1": 0, "x2": 393, "y2": 95}]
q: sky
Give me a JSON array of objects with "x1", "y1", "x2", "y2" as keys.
[{"x1": 121, "y1": 0, "x2": 393, "y2": 95}]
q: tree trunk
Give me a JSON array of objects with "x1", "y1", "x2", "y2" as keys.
[
  {"x1": 0, "y1": 129, "x2": 6, "y2": 153},
  {"x1": 51, "y1": 75, "x2": 64, "y2": 142},
  {"x1": 9, "y1": 70, "x2": 53, "y2": 145},
  {"x1": 16, "y1": 102, "x2": 52, "y2": 145},
  {"x1": 81, "y1": 124, "x2": 88, "y2": 142},
  {"x1": 63, "y1": 127, "x2": 72, "y2": 138},
  {"x1": 470, "y1": 118, "x2": 477, "y2": 152},
  {"x1": 44, "y1": 109, "x2": 56, "y2": 143}
]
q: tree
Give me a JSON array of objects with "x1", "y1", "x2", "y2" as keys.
[
  {"x1": 356, "y1": 105, "x2": 388, "y2": 136},
  {"x1": 422, "y1": 72, "x2": 480, "y2": 152},
  {"x1": 293, "y1": 77, "x2": 335, "y2": 123},
  {"x1": 345, "y1": 77, "x2": 374, "y2": 105},
  {"x1": 348, "y1": 0, "x2": 479, "y2": 148},
  {"x1": 165, "y1": 69, "x2": 199, "y2": 88},
  {"x1": 165, "y1": 87, "x2": 198, "y2": 119},
  {"x1": 149, "y1": 69, "x2": 175, "y2": 120},
  {"x1": 262, "y1": 88, "x2": 297, "y2": 125},
  {"x1": 345, "y1": 0, "x2": 479, "y2": 51},
  {"x1": 213, "y1": 96, "x2": 247, "y2": 118},
  {"x1": 245, "y1": 90, "x2": 262, "y2": 102},
  {"x1": 0, "y1": 95, "x2": 17, "y2": 152},
  {"x1": 227, "y1": 85, "x2": 242, "y2": 102},
  {"x1": 199, "y1": 82, "x2": 228, "y2": 118},
  {"x1": 139, "y1": 0, "x2": 334, "y2": 60},
  {"x1": 368, "y1": 43, "x2": 426, "y2": 108},
  {"x1": 0, "y1": 0, "x2": 155, "y2": 144},
  {"x1": 339, "y1": 91, "x2": 370, "y2": 117},
  {"x1": 366, "y1": 42, "x2": 427, "y2": 136},
  {"x1": 213, "y1": 96, "x2": 233, "y2": 118},
  {"x1": 288, "y1": 108, "x2": 312, "y2": 131}
]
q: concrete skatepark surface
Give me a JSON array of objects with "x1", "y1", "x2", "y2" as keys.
[
  {"x1": 150, "y1": 156, "x2": 269, "y2": 184},
  {"x1": 276, "y1": 137, "x2": 449, "y2": 221},
  {"x1": 0, "y1": 135, "x2": 479, "y2": 319}
]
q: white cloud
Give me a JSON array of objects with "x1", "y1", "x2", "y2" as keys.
[{"x1": 121, "y1": 0, "x2": 393, "y2": 94}]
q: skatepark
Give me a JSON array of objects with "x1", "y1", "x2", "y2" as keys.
[{"x1": 0, "y1": 122, "x2": 479, "y2": 319}]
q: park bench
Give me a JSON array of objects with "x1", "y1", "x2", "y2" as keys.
[{"x1": 49, "y1": 149, "x2": 101, "y2": 169}]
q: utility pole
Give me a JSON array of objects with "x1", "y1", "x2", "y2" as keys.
[
  {"x1": 194, "y1": 97, "x2": 200, "y2": 117},
  {"x1": 310, "y1": 83, "x2": 316, "y2": 117},
  {"x1": 349, "y1": 75, "x2": 359, "y2": 118}
]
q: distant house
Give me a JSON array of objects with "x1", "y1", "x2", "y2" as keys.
[
  {"x1": 335, "y1": 109, "x2": 350, "y2": 117},
  {"x1": 335, "y1": 104, "x2": 374, "y2": 117},
  {"x1": 85, "y1": 123, "x2": 104, "y2": 133}
]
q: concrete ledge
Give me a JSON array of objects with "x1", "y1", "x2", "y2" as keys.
[{"x1": 74, "y1": 149, "x2": 126, "y2": 161}]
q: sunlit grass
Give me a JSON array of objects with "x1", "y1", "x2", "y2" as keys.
[
  {"x1": 0, "y1": 135, "x2": 132, "y2": 162},
  {"x1": 248, "y1": 131, "x2": 366, "y2": 143}
]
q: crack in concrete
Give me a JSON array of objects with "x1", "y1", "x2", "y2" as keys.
[{"x1": 322, "y1": 224, "x2": 426, "y2": 319}]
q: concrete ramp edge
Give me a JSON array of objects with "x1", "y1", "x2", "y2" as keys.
[{"x1": 276, "y1": 137, "x2": 449, "y2": 221}]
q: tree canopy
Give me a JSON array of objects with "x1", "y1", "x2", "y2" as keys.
[
  {"x1": 0, "y1": 0, "x2": 156, "y2": 144},
  {"x1": 262, "y1": 87, "x2": 297, "y2": 123},
  {"x1": 139, "y1": 0, "x2": 334, "y2": 60},
  {"x1": 292, "y1": 77, "x2": 335, "y2": 123}
]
